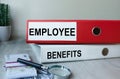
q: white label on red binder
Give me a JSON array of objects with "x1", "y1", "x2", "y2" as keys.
[{"x1": 28, "y1": 22, "x2": 77, "y2": 41}]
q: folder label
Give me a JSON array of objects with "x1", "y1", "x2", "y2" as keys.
[{"x1": 28, "y1": 22, "x2": 77, "y2": 41}]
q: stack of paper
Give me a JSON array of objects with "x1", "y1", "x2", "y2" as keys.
[{"x1": 4, "y1": 54, "x2": 37, "y2": 79}]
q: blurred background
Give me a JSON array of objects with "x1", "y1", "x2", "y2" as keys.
[{"x1": 1, "y1": 0, "x2": 120, "y2": 39}]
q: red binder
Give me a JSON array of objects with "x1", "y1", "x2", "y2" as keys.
[{"x1": 26, "y1": 20, "x2": 120, "y2": 44}]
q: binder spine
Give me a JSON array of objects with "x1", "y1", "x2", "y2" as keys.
[
  {"x1": 33, "y1": 45, "x2": 120, "y2": 63},
  {"x1": 26, "y1": 20, "x2": 120, "y2": 44}
]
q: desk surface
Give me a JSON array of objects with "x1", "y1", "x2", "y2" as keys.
[{"x1": 0, "y1": 39, "x2": 120, "y2": 79}]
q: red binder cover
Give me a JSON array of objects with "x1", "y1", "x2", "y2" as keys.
[{"x1": 26, "y1": 20, "x2": 120, "y2": 44}]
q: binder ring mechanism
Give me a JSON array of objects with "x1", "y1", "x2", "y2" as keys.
[{"x1": 92, "y1": 26, "x2": 101, "y2": 36}]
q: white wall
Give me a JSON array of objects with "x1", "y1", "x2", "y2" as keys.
[{"x1": 1, "y1": 0, "x2": 120, "y2": 39}]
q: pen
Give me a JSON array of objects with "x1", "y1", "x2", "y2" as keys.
[{"x1": 17, "y1": 58, "x2": 43, "y2": 69}]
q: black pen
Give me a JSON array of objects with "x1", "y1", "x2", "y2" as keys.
[{"x1": 17, "y1": 58, "x2": 44, "y2": 70}]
